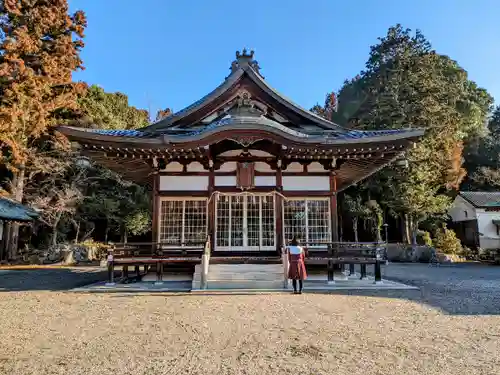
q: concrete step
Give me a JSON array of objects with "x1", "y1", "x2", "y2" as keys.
[
  {"x1": 203, "y1": 280, "x2": 285, "y2": 290},
  {"x1": 193, "y1": 263, "x2": 286, "y2": 290}
]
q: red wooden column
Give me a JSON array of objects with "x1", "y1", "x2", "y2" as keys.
[
  {"x1": 329, "y1": 171, "x2": 339, "y2": 243},
  {"x1": 151, "y1": 172, "x2": 160, "y2": 254},
  {"x1": 329, "y1": 171, "x2": 340, "y2": 280},
  {"x1": 208, "y1": 165, "x2": 216, "y2": 252},
  {"x1": 275, "y1": 166, "x2": 284, "y2": 252}
]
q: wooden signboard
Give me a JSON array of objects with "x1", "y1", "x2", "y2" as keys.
[{"x1": 236, "y1": 162, "x2": 255, "y2": 190}]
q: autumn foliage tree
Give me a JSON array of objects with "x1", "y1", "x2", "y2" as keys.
[{"x1": 0, "y1": 0, "x2": 86, "y2": 256}]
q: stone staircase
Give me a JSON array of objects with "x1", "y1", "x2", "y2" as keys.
[{"x1": 192, "y1": 263, "x2": 285, "y2": 290}]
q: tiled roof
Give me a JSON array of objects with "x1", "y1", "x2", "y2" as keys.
[
  {"x1": 459, "y1": 191, "x2": 500, "y2": 208},
  {"x1": 74, "y1": 124, "x2": 419, "y2": 141},
  {"x1": 89, "y1": 129, "x2": 151, "y2": 138},
  {"x1": 0, "y1": 198, "x2": 39, "y2": 222}
]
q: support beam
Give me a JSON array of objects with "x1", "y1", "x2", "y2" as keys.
[
  {"x1": 360, "y1": 264, "x2": 367, "y2": 280},
  {"x1": 155, "y1": 262, "x2": 163, "y2": 285},
  {"x1": 327, "y1": 244, "x2": 334, "y2": 284},
  {"x1": 152, "y1": 172, "x2": 160, "y2": 254},
  {"x1": 208, "y1": 165, "x2": 215, "y2": 252},
  {"x1": 106, "y1": 251, "x2": 115, "y2": 286},
  {"x1": 349, "y1": 263, "x2": 355, "y2": 276},
  {"x1": 135, "y1": 265, "x2": 140, "y2": 278},
  {"x1": 374, "y1": 261, "x2": 382, "y2": 283},
  {"x1": 122, "y1": 265, "x2": 129, "y2": 280},
  {"x1": 329, "y1": 172, "x2": 339, "y2": 243},
  {"x1": 275, "y1": 167, "x2": 283, "y2": 252},
  {"x1": 329, "y1": 172, "x2": 341, "y2": 273}
]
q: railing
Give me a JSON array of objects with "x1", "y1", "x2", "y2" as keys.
[
  {"x1": 109, "y1": 240, "x2": 207, "y2": 259},
  {"x1": 105, "y1": 238, "x2": 209, "y2": 285},
  {"x1": 282, "y1": 241, "x2": 387, "y2": 284}
]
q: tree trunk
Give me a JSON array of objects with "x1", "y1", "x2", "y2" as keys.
[
  {"x1": 402, "y1": 213, "x2": 411, "y2": 244},
  {"x1": 7, "y1": 167, "x2": 26, "y2": 259},
  {"x1": 375, "y1": 227, "x2": 382, "y2": 243},
  {"x1": 353, "y1": 218, "x2": 359, "y2": 242},
  {"x1": 411, "y1": 216, "x2": 418, "y2": 247},
  {"x1": 51, "y1": 212, "x2": 62, "y2": 248},
  {"x1": 121, "y1": 227, "x2": 128, "y2": 244},
  {"x1": 74, "y1": 221, "x2": 80, "y2": 244}
]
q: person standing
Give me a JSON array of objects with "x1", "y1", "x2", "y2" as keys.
[{"x1": 287, "y1": 237, "x2": 307, "y2": 294}]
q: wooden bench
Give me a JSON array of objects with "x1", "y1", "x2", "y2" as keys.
[
  {"x1": 105, "y1": 240, "x2": 209, "y2": 284},
  {"x1": 290, "y1": 242, "x2": 386, "y2": 283}
]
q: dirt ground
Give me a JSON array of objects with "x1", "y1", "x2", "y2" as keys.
[{"x1": 1, "y1": 289, "x2": 500, "y2": 375}]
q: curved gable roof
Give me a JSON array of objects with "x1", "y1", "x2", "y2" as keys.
[{"x1": 141, "y1": 52, "x2": 343, "y2": 133}]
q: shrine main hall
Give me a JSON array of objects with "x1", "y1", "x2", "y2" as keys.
[{"x1": 60, "y1": 50, "x2": 423, "y2": 288}]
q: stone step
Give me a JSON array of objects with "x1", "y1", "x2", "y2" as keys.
[
  {"x1": 203, "y1": 280, "x2": 285, "y2": 290},
  {"x1": 193, "y1": 263, "x2": 286, "y2": 290}
]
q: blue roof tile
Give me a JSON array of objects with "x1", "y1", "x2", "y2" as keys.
[
  {"x1": 89, "y1": 129, "x2": 148, "y2": 138},
  {"x1": 0, "y1": 198, "x2": 39, "y2": 222}
]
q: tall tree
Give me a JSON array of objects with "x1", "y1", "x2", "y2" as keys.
[
  {"x1": 0, "y1": 0, "x2": 86, "y2": 256},
  {"x1": 317, "y1": 25, "x2": 493, "y2": 243},
  {"x1": 76, "y1": 85, "x2": 149, "y2": 129},
  {"x1": 463, "y1": 106, "x2": 500, "y2": 190}
]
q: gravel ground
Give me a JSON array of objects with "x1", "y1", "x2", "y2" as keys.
[{"x1": 0, "y1": 264, "x2": 500, "y2": 375}]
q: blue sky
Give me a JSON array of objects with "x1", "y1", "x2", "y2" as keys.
[{"x1": 69, "y1": 0, "x2": 500, "y2": 119}]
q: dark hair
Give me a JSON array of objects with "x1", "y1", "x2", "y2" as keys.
[{"x1": 291, "y1": 237, "x2": 299, "y2": 246}]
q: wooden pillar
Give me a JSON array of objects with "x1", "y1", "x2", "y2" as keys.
[
  {"x1": 106, "y1": 250, "x2": 115, "y2": 285},
  {"x1": 122, "y1": 265, "x2": 129, "y2": 280},
  {"x1": 329, "y1": 172, "x2": 341, "y2": 273},
  {"x1": 374, "y1": 261, "x2": 382, "y2": 283},
  {"x1": 360, "y1": 264, "x2": 367, "y2": 280},
  {"x1": 152, "y1": 172, "x2": 160, "y2": 255},
  {"x1": 208, "y1": 166, "x2": 215, "y2": 253},
  {"x1": 275, "y1": 167, "x2": 283, "y2": 252},
  {"x1": 155, "y1": 262, "x2": 163, "y2": 284},
  {"x1": 135, "y1": 265, "x2": 140, "y2": 277},
  {"x1": 329, "y1": 172, "x2": 339, "y2": 243},
  {"x1": 349, "y1": 263, "x2": 355, "y2": 276},
  {"x1": 327, "y1": 243, "x2": 334, "y2": 284}
]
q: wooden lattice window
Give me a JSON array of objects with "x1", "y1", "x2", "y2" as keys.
[
  {"x1": 283, "y1": 198, "x2": 331, "y2": 246},
  {"x1": 159, "y1": 198, "x2": 207, "y2": 246}
]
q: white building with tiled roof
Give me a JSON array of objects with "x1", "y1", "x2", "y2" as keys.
[{"x1": 449, "y1": 192, "x2": 500, "y2": 250}]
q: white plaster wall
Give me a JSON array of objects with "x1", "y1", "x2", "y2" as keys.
[
  {"x1": 282, "y1": 176, "x2": 330, "y2": 191},
  {"x1": 188, "y1": 161, "x2": 206, "y2": 172},
  {"x1": 308, "y1": 162, "x2": 326, "y2": 172},
  {"x1": 218, "y1": 162, "x2": 237, "y2": 172},
  {"x1": 477, "y1": 211, "x2": 500, "y2": 249},
  {"x1": 159, "y1": 176, "x2": 208, "y2": 191},
  {"x1": 255, "y1": 176, "x2": 276, "y2": 187},
  {"x1": 284, "y1": 162, "x2": 303, "y2": 172},
  {"x1": 162, "y1": 161, "x2": 183, "y2": 172},
  {"x1": 215, "y1": 175, "x2": 237, "y2": 186},
  {"x1": 254, "y1": 162, "x2": 273, "y2": 172},
  {"x1": 448, "y1": 196, "x2": 477, "y2": 222}
]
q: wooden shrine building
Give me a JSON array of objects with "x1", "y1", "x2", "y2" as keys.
[{"x1": 59, "y1": 50, "x2": 424, "y2": 285}]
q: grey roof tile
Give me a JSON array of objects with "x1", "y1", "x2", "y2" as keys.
[{"x1": 459, "y1": 191, "x2": 500, "y2": 208}]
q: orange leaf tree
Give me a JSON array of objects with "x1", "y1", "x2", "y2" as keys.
[{"x1": 0, "y1": 0, "x2": 86, "y2": 257}]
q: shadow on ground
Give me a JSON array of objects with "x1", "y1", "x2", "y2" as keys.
[
  {"x1": 1, "y1": 263, "x2": 500, "y2": 316},
  {"x1": 0, "y1": 267, "x2": 114, "y2": 292}
]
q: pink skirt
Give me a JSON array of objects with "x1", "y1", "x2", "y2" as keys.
[{"x1": 288, "y1": 254, "x2": 307, "y2": 280}]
